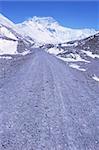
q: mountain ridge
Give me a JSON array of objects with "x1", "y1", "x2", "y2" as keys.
[
  {"x1": 0, "y1": 13, "x2": 98, "y2": 44},
  {"x1": 17, "y1": 16, "x2": 97, "y2": 44},
  {"x1": 0, "y1": 13, "x2": 98, "y2": 56}
]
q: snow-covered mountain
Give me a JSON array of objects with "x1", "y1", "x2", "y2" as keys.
[
  {"x1": 0, "y1": 14, "x2": 33, "y2": 56},
  {"x1": 17, "y1": 16, "x2": 97, "y2": 44},
  {"x1": 0, "y1": 13, "x2": 98, "y2": 55}
]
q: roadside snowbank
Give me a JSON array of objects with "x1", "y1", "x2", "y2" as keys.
[
  {"x1": 48, "y1": 47, "x2": 64, "y2": 55},
  {"x1": 0, "y1": 39, "x2": 18, "y2": 55},
  {"x1": 57, "y1": 54, "x2": 89, "y2": 63},
  {"x1": 69, "y1": 63, "x2": 86, "y2": 71},
  {"x1": 92, "y1": 74, "x2": 99, "y2": 82},
  {"x1": 82, "y1": 50, "x2": 99, "y2": 59}
]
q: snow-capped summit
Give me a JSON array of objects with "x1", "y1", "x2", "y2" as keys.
[
  {"x1": 17, "y1": 17, "x2": 58, "y2": 44},
  {"x1": 28, "y1": 16, "x2": 57, "y2": 25},
  {"x1": 17, "y1": 16, "x2": 97, "y2": 44}
]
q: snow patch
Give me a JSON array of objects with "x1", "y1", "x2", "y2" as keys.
[
  {"x1": 0, "y1": 56, "x2": 12, "y2": 59},
  {"x1": 82, "y1": 50, "x2": 99, "y2": 59},
  {"x1": 21, "y1": 50, "x2": 30, "y2": 56},
  {"x1": 57, "y1": 54, "x2": 90, "y2": 63},
  {"x1": 48, "y1": 47, "x2": 64, "y2": 55},
  {"x1": 61, "y1": 43, "x2": 68, "y2": 47},
  {"x1": 92, "y1": 74, "x2": 99, "y2": 82},
  {"x1": 0, "y1": 39, "x2": 18, "y2": 55},
  {"x1": 61, "y1": 42, "x2": 78, "y2": 47},
  {"x1": 69, "y1": 63, "x2": 86, "y2": 71}
]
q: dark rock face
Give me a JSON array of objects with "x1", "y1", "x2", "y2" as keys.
[
  {"x1": 17, "y1": 40, "x2": 27, "y2": 53},
  {"x1": 40, "y1": 44, "x2": 54, "y2": 49},
  {"x1": 56, "y1": 33, "x2": 99, "y2": 55},
  {"x1": 75, "y1": 33, "x2": 99, "y2": 54}
]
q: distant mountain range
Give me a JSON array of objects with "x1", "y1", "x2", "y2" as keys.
[
  {"x1": 17, "y1": 16, "x2": 97, "y2": 44},
  {"x1": 0, "y1": 13, "x2": 98, "y2": 55}
]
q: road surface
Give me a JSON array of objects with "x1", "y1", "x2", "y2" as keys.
[{"x1": 0, "y1": 49, "x2": 99, "y2": 150}]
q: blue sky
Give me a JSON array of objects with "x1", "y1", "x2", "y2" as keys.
[{"x1": 0, "y1": 1, "x2": 99, "y2": 30}]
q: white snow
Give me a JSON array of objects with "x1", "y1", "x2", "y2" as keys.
[
  {"x1": 61, "y1": 43, "x2": 68, "y2": 47},
  {"x1": 69, "y1": 63, "x2": 86, "y2": 71},
  {"x1": 0, "y1": 26, "x2": 17, "y2": 40},
  {"x1": 57, "y1": 54, "x2": 90, "y2": 63},
  {"x1": 0, "y1": 39, "x2": 18, "y2": 55},
  {"x1": 82, "y1": 50, "x2": 99, "y2": 59},
  {"x1": 0, "y1": 38, "x2": 30, "y2": 56},
  {"x1": 16, "y1": 16, "x2": 97, "y2": 44},
  {"x1": 17, "y1": 19, "x2": 57, "y2": 44},
  {"x1": 48, "y1": 47, "x2": 64, "y2": 55},
  {"x1": 0, "y1": 56, "x2": 12, "y2": 59},
  {"x1": 21, "y1": 50, "x2": 30, "y2": 56},
  {"x1": 61, "y1": 42, "x2": 78, "y2": 47},
  {"x1": 0, "y1": 13, "x2": 15, "y2": 28},
  {"x1": 92, "y1": 74, "x2": 99, "y2": 82}
]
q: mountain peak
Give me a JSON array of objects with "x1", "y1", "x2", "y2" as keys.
[
  {"x1": 25, "y1": 16, "x2": 58, "y2": 26},
  {"x1": 30, "y1": 16, "x2": 56, "y2": 22}
]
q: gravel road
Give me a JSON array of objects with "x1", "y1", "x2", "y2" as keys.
[{"x1": 0, "y1": 49, "x2": 99, "y2": 150}]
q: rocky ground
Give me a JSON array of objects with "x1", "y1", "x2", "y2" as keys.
[{"x1": 0, "y1": 49, "x2": 99, "y2": 150}]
